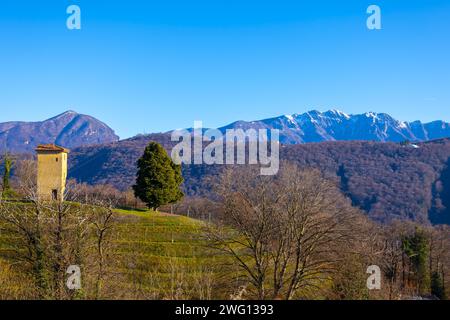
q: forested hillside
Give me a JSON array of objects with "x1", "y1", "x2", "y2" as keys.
[
  {"x1": 66, "y1": 135, "x2": 450, "y2": 225},
  {"x1": 282, "y1": 139, "x2": 450, "y2": 224}
]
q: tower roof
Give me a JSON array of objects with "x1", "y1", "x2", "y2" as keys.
[{"x1": 35, "y1": 144, "x2": 70, "y2": 153}]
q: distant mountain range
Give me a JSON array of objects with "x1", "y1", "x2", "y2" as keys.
[
  {"x1": 65, "y1": 109, "x2": 450, "y2": 225},
  {"x1": 1, "y1": 109, "x2": 450, "y2": 224},
  {"x1": 0, "y1": 111, "x2": 119, "y2": 153},
  {"x1": 216, "y1": 110, "x2": 450, "y2": 144},
  {"x1": 1, "y1": 109, "x2": 449, "y2": 154}
]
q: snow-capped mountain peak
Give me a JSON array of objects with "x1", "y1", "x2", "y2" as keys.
[{"x1": 218, "y1": 109, "x2": 450, "y2": 144}]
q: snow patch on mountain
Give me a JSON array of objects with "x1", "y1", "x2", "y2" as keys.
[{"x1": 218, "y1": 110, "x2": 450, "y2": 144}]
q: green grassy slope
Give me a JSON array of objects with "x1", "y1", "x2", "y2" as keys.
[
  {"x1": 111, "y1": 209, "x2": 225, "y2": 299},
  {"x1": 0, "y1": 208, "x2": 233, "y2": 300}
]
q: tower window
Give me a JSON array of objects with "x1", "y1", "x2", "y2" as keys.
[
  {"x1": 56, "y1": 157, "x2": 58, "y2": 162},
  {"x1": 52, "y1": 190, "x2": 58, "y2": 201}
]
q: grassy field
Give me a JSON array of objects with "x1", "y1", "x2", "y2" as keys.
[
  {"x1": 0, "y1": 207, "x2": 235, "y2": 300},
  {"x1": 110, "y1": 209, "x2": 228, "y2": 299}
]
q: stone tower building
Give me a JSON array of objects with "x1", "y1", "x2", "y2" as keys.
[{"x1": 36, "y1": 144, "x2": 69, "y2": 201}]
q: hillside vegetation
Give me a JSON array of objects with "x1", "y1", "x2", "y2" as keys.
[
  {"x1": 1, "y1": 177, "x2": 448, "y2": 300},
  {"x1": 0, "y1": 207, "x2": 231, "y2": 300},
  {"x1": 111, "y1": 209, "x2": 228, "y2": 299}
]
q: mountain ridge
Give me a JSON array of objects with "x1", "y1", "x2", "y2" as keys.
[
  {"x1": 2, "y1": 109, "x2": 449, "y2": 224},
  {"x1": 213, "y1": 109, "x2": 450, "y2": 144},
  {"x1": 2, "y1": 109, "x2": 449, "y2": 153},
  {"x1": 0, "y1": 111, "x2": 119, "y2": 153}
]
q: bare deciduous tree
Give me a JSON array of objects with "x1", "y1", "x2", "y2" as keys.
[{"x1": 206, "y1": 163, "x2": 361, "y2": 300}]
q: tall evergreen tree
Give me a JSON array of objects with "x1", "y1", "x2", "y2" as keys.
[
  {"x1": 402, "y1": 228, "x2": 430, "y2": 295},
  {"x1": 2, "y1": 154, "x2": 14, "y2": 198},
  {"x1": 431, "y1": 271, "x2": 446, "y2": 300},
  {"x1": 133, "y1": 142, "x2": 184, "y2": 210}
]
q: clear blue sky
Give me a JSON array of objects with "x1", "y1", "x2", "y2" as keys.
[{"x1": 0, "y1": 0, "x2": 449, "y2": 139}]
